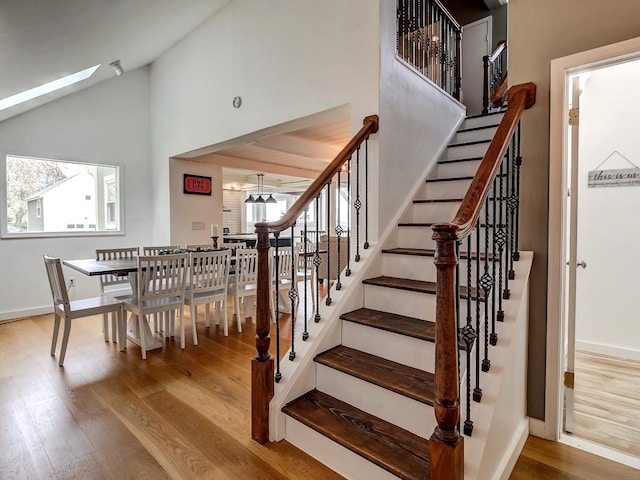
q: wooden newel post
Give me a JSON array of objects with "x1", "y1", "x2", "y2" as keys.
[
  {"x1": 430, "y1": 223, "x2": 464, "y2": 480},
  {"x1": 251, "y1": 223, "x2": 274, "y2": 443}
]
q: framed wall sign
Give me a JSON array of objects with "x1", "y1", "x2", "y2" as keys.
[{"x1": 183, "y1": 174, "x2": 212, "y2": 196}]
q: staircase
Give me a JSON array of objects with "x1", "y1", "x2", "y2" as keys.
[{"x1": 281, "y1": 112, "x2": 506, "y2": 479}]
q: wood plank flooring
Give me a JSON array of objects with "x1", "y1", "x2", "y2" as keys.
[
  {"x1": 572, "y1": 350, "x2": 640, "y2": 457},
  {"x1": 2, "y1": 306, "x2": 639, "y2": 479}
]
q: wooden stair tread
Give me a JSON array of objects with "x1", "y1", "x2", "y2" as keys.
[
  {"x1": 381, "y1": 248, "x2": 498, "y2": 261},
  {"x1": 363, "y1": 275, "x2": 484, "y2": 301},
  {"x1": 447, "y1": 139, "x2": 491, "y2": 148},
  {"x1": 413, "y1": 198, "x2": 463, "y2": 204},
  {"x1": 315, "y1": 345, "x2": 435, "y2": 405},
  {"x1": 341, "y1": 307, "x2": 435, "y2": 342},
  {"x1": 465, "y1": 110, "x2": 505, "y2": 120},
  {"x1": 282, "y1": 390, "x2": 430, "y2": 480},
  {"x1": 438, "y1": 156, "x2": 483, "y2": 165},
  {"x1": 425, "y1": 175, "x2": 473, "y2": 183},
  {"x1": 457, "y1": 124, "x2": 500, "y2": 133}
]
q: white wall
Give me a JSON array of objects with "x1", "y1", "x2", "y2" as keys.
[
  {"x1": 378, "y1": 0, "x2": 465, "y2": 232},
  {"x1": 575, "y1": 60, "x2": 640, "y2": 359},
  {"x1": 149, "y1": 0, "x2": 380, "y2": 245},
  {"x1": 0, "y1": 68, "x2": 153, "y2": 320}
]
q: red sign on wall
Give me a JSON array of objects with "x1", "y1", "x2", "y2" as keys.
[{"x1": 183, "y1": 174, "x2": 212, "y2": 196}]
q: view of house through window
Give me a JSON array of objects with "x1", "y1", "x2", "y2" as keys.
[{"x1": 5, "y1": 155, "x2": 121, "y2": 235}]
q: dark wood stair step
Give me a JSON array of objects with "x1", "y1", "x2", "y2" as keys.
[
  {"x1": 363, "y1": 275, "x2": 484, "y2": 301},
  {"x1": 315, "y1": 345, "x2": 435, "y2": 405},
  {"x1": 447, "y1": 139, "x2": 491, "y2": 148},
  {"x1": 425, "y1": 175, "x2": 473, "y2": 183},
  {"x1": 457, "y1": 123, "x2": 500, "y2": 133},
  {"x1": 413, "y1": 198, "x2": 463, "y2": 204},
  {"x1": 282, "y1": 389, "x2": 430, "y2": 480},
  {"x1": 341, "y1": 307, "x2": 436, "y2": 343},
  {"x1": 438, "y1": 156, "x2": 483, "y2": 165},
  {"x1": 381, "y1": 247, "x2": 498, "y2": 261}
]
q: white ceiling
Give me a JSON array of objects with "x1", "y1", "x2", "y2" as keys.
[
  {"x1": 0, "y1": 0, "x2": 229, "y2": 123},
  {"x1": 1, "y1": 0, "x2": 352, "y2": 189}
]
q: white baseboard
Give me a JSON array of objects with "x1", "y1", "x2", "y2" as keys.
[
  {"x1": 575, "y1": 340, "x2": 640, "y2": 362},
  {"x1": 528, "y1": 417, "x2": 546, "y2": 438},
  {"x1": 0, "y1": 306, "x2": 51, "y2": 323},
  {"x1": 498, "y1": 419, "x2": 529, "y2": 480}
]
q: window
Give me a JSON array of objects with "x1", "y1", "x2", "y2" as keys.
[{"x1": 4, "y1": 155, "x2": 122, "y2": 236}]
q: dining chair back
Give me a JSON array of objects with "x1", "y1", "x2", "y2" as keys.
[
  {"x1": 185, "y1": 250, "x2": 233, "y2": 340},
  {"x1": 96, "y1": 247, "x2": 138, "y2": 343},
  {"x1": 270, "y1": 245, "x2": 300, "y2": 321},
  {"x1": 186, "y1": 244, "x2": 213, "y2": 250},
  {"x1": 143, "y1": 245, "x2": 179, "y2": 255},
  {"x1": 229, "y1": 248, "x2": 258, "y2": 325},
  {"x1": 43, "y1": 255, "x2": 124, "y2": 366},
  {"x1": 295, "y1": 242, "x2": 316, "y2": 310},
  {"x1": 122, "y1": 253, "x2": 187, "y2": 359},
  {"x1": 220, "y1": 241, "x2": 247, "y2": 249}
]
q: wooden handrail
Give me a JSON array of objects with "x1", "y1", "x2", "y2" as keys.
[
  {"x1": 429, "y1": 82, "x2": 536, "y2": 480},
  {"x1": 488, "y1": 40, "x2": 507, "y2": 63},
  {"x1": 452, "y1": 83, "x2": 536, "y2": 238},
  {"x1": 259, "y1": 115, "x2": 379, "y2": 235},
  {"x1": 433, "y1": 0, "x2": 461, "y2": 30}
]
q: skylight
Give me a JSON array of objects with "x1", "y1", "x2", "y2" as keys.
[{"x1": 0, "y1": 64, "x2": 101, "y2": 111}]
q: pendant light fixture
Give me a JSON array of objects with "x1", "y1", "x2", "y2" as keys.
[{"x1": 254, "y1": 173, "x2": 266, "y2": 203}]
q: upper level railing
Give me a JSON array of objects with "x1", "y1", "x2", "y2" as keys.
[
  {"x1": 396, "y1": 0, "x2": 462, "y2": 99},
  {"x1": 251, "y1": 115, "x2": 379, "y2": 443},
  {"x1": 429, "y1": 83, "x2": 536, "y2": 480},
  {"x1": 483, "y1": 41, "x2": 508, "y2": 115}
]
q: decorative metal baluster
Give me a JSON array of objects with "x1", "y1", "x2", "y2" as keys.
[
  {"x1": 302, "y1": 209, "x2": 309, "y2": 341},
  {"x1": 325, "y1": 182, "x2": 332, "y2": 306},
  {"x1": 354, "y1": 146, "x2": 362, "y2": 262},
  {"x1": 481, "y1": 196, "x2": 493, "y2": 373},
  {"x1": 503, "y1": 138, "x2": 513, "y2": 299},
  {"x1": 274, "y1": 233, "x2": 281, "y2": 383},
  {"x1": 336, "y1": 170, "x2": 343, "y2": 291},
  {"x1": 514, "y1": 121, "x2": 522, "y2": 262},
  {"x1": 288, "y1": 226, "x2": 298, "y2": 361},
  {"x1": 473, "y1": 221, "x2": 482, "y2": 403},
  {"x1": 346, "y1": 157, "x2": 352, "y2": 276},
  {"x1": 490, "y1": 175, "x2": 498, "y2": 346},
  {"x1": 496, "y1": 154, "x2": 506, "y2": 322},
  {"x1": 508, "y1": 132, "x2": 517, "y2": 281},
  {"x1": 364, "y1": 137, "x2": 370, "y2": 250},
  {"x1": 462, "y1": 234, "x2": 476, "y2": 436},
  {"x1": 313, "y1": 196, "x2": 322, "y2": 323}
]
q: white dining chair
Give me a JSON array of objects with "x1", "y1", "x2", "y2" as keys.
[
  {"x1": 143, "y1": 245, "x2": 180, "y2": 255},
  {"x1": 270, "y1": 245, "x2": 300, "y2": 322},
  {"x1": 43, "y1": 255, "x2": 124, "y2": 366},
  {"x1": 185, "y1": 250, "x2": 232, "y2": 342},
  {"x1": 229, "y1": 248, "x2": 258, "y2": 329},
  {"x1": 186, "y1": 244, "x2": 214, "y2": 250},
  {"x1": 122, "y1": 253, "x2": 187, "y2": 359},
  {"x1": 142, "y1": 245, "x2": 180, "y2": 334},
  {"x1": 220, "y1": 241, "x2": 247, "y2": 249},
  {"x1": 295, "y1": 242, "x2": 316, "y2": 310},
  {"x1": 96, "y1": 247, "x2": 138, "y2": 344}
]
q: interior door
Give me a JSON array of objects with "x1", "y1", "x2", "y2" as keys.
[
  {"x1": 564, "y1": 75, "x2": 582, "y2": 433},
  {"x1": 461, "y1": 16, "x2": 492, "y2": 116}
]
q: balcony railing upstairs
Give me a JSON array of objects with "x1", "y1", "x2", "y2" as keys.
[
  {"x1": 251, "y1": 115, "x2": 379, "y2": 444},
  {"x1": 429, "y1": 82, "x2": 536, "y2": 480},
  {"x1": 396, "y1": 0, "x2": 462, "y2": 100},
  {"x1": 483, "y1": 41, "x2": 508, "y2": 115}
]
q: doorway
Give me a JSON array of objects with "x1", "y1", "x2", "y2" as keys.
[
  {"x1": 548, "y1": 40, "x2": 640, "y2": 469},
  {"x1": 461, "y1": 16, "x2": 491, "y2": 116}
]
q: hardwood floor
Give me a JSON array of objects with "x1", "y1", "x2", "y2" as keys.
[
  {"x1": 0, "y1": 306, "x2": 344, "y2": 479},
  {"x1": 572, "y1": 350, "x2": 640, "y2": 456},
  {"x1": 2, "y1": 306, "x2": 639, "y2": 479}
]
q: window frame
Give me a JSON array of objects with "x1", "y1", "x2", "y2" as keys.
[{"x1": 1, "y1": 154, "x2": 125, "y2": 239}]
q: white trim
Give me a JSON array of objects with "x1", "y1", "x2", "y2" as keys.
[
  {"x1": 0, "y1": 306, "x2": 51, "y2": 323},
  {"x1": 560, "y1": 434, "x2": 640, "y2": 471},
  {"x1": 547, "y1": 35, "x2": 640, "y2": 442},
  {"x1": 528, "y1": 417, "x2": 546, "y2": 438},
  {"x1": 575, "y1": 341, "x2": 640, "y2": 362},
  {"x1": 498, "y1": 419, "x2": 529, "y2": 480}
]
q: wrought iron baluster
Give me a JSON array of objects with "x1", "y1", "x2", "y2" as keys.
[
  {"x1": 364, "y1": 137, "x2": 370, "y2": 250},
  {"x1": 346, "y1": 156, "x2": 352, "y2": 276},
  {"x1": 354, "y1": 147, "x2": 362, "y2": 262},
  {"x1": 302, "y1": 209, "x2": 309, "y2": 341},
  {"x1": 274, "y1": 233, "x2": 281, "y2": 383},
  {"x1": 481, "y1": 196, "x2": 492, "y2": 373},
  {"x1": 325, "y1": 182, "x2": 332, "y2": 306},
  {"x1": 496, "y1": 154, "x2": 506, "y2": 322},
  {"x1": 313, "y1": 196, "x2": 321, "y2": 323},
  {"x1": 336, "y1": 170, "x2": 343, "y2": 291},
  {"x1": 473, "y1": 222, "x2": 482, "y2": 403},
  {"x1": 508, "y1": 132, "x2": 517, "y2": 281},
  {"x1": 288, "y1": 226, "x2": 298, "y2": 361},
  {"x1": 503, "y1": 138, "x2": 513, "y2": 298},
  {"x1": 490, "y1": 175, "x2": 498, "y2": 346},
  {"x1": 462, "y1": 234, "x2": 476, "y2": 436},
  {"x1": 514, "y1": 121, "x2": 522, "y2": 261}
]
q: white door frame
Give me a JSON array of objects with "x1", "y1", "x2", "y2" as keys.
[
  {"x1": 461, "y1": 15, "x2": 492, "y2": 116},
  {"x1": 546, "y1": 36, "x2": 640, "y2": 441}
]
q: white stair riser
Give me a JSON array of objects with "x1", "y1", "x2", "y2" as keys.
[
  {"x1": 381, "y1": 253, "x2": 489, "y2": 286},
  {"x1": 397, "y1": 226, "x2": 493, "y2": 251},
  {"x1": 404, "y1": 201, "x2": 460, "y2": 224},
  {"x1": 453, "y1": 126, "x2": 498, "y2": 144},
  {"x1": 316, "y1": 364, "x2": 436, "y2": 439},
  {"x1": 363, "y1": 284, "x2": 476, "y2": 320},
  {"x1": 437, "y1": 159, "x2": 482, "y2": 178},
  {"x1": 423, "y1": 179, "x2": 472, "y2": 199},
  {"x1": 446, "y1": 142, "x2": 489, "y2": 162},
  {"x1": 342, "y1": 320, "x2": 435, "y2": 372},
  {"x1": 285, "y1": 416, "x2": 399, "y2": 480},
  {"x1": 461, "y1": 113, "x2": 504, "y2": 130}
]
